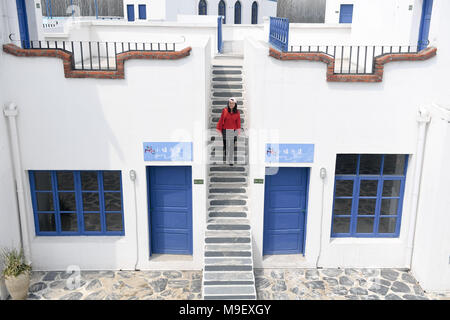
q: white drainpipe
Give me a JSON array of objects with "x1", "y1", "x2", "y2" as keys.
[
  {"x1": 3, "y1": 103, "x2": 31, "y2": 263},
  {"x1": 406, "y1": 107, "x2": 431, "y2": 269}
]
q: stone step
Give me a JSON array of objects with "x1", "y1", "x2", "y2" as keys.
[
  {"x1": 209, "y1": 165, "x2": 246, "y2": 172},
  {"x1": 209, "y1": 199, "x2": 247, "y2": 206},
  {"x1": 207, "y1": 224, "x2": 250, "y2": 231},
  {"x1": 205, "y1": 244, "x2": 251, "y2": 252},
  {"x1": 203, "y1": 286, "x2": 255, "y2": 296},
  {"x1": 212, "y1": 65, "x2": 243, "y2": 68},
  {"x1": 204, "y1": 265, "x2": 253, "y2": 271},
  {"x1": 211, "y1": 108, "x2": 245, "y2": 114},
  {"x1": 209, "y1": 188, "x2": 246, "y2": 194},
  {"x1": 212, "y1": 70, "x2": 242, "y2": 75},
  {"x1": 208, "y1": 184, "x2": 248, "y2": 190},
  {"x1": 205, "y1": 237, "x2": 251, "y2": 244},
  {"x1": 212, "y1": 84, "x2": 243, "y2": 90},
  {"x1": 212, "y1": 91, "x2": 243, "y2": 98},
  {"x1": 203, "y1": 271, "x2": 254, "y2": 281},
  {"x1": 204, "y1": 294, "x2": 256, "y2": 300},
  {"x1": 211, "y1": 87, "x2": 245, "y2": 93},
  {"x1": 210, "y1": 176, "x2": 247, "y2": 183},
  {"x1": 211, "y1": 76, "x2": 243, "y2": 82},
  {"x1": 205, "y1": 230, "x2": 250, "y2": 238},
  {"x1": 210, "y1": 117, "x2": 245, "y2": 123},
  {"x1": 208, "y1": 211, "x2": 247, "y2": 218},
  {"x1": 207, "y1": 218, "x2": 250, "y2": 225},
  {"x1": 204, "y1": 257, "x2": 252, "y2": 265},
  {"x1": 211, "y1": 99, "x2": 244, "y2": 105},
  {"x1": 210, "y1": 151, "x2": 247, "y2": 158},
  {"x1": 203, "y1": 280, "x2": 254, "y2": 286},
  {"x1": 204, "y1": 251, "x2": 252, "y2": 257}
]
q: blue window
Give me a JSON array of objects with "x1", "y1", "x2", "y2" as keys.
[
  {"x1": 138, "y1": 4, "x2": 146, "y2": 20},
  {"x1": 234, "y1": 1, "x2": 241, "y2": 24},
  {"x1": 339, "y1": 4, "x2": 353, "y2": 23},
  {"x1": 251, "y1": 1, "x2": 258, "y2": 25},
  {"x1": 331, "y1": 155, "x2": 408, "y2": 238},
  {"x1": 198, "y1": 0, "x2": 207, "y2": 15},
  {"x1": 29, "y1": 171, "x2": 124, "y2": 236},
  {"x1": 218, "y1": 0, "x2": 226, "y2": 24},
  {"x1": 127, "y1": 4, "x2": 135, "y2": 22}
]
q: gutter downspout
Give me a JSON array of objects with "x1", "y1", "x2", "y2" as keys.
[
  {"x1": 129, "y1": 170, "x2": 140, "y2": 270},
  {"x1": 316, "y1": 167, "x2": 327, "y2": 268},
  {"x1": 406, "y1": 107, "x2": 431, "y2": 269},
  {"x1": 3, "y1": 103, "x2": 31, "y2": 263}
]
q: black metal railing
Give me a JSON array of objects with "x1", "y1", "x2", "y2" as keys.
[
  {"x1": 288, "y1": 45, "x2": 421, "y2": 74},
  {"x1": 14, "y1": 39, "x2": 185, "y2": 71}
]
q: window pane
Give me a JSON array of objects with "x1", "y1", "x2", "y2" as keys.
[
  {"x1": 103, "y1": 171, "x2": 121, "y2": 191},
  {"x1": 84, "y1": 213, "x2": 101, "y2": 232},
  {"x1": 59, "y1": 192, "x2": 76, "y2": 211},
  {"x1": 380, "y1": 198, "x2": 399, "y2": 215},
  {"x1": 332, "y1": 217, "x2": 351, "y2": 234},
  {"x1": 36, "y1": 192, "x2": 54, "y2": 211},
  {"x1": 382, "y1": 180, "x2": 401, "y2": 197},
  {"x1": 335, "y1": 154, "x2": 357, "y2": 174},
  {"x1": 104, "y1": 192, "x2": 122, "y2": 211},
  {"x1": 106, "y1": 213, "x2": 123, "y2": 231},
  {"x1": 57, "y1": 172, "x2": 74, "y2": 190},
  {"x1": 82, "y1": 192, "x2": 99, "y2": 211},
  {"x1": 60, "y1": 213, "x2": 78, "y2": 232},
  {"x1": 38, "y1": 213, "x2": 56, "y2": 232},
  {"x1": 333, "y1": 198, "x2": 352, "y2": 215},
  {"x1": 356, "y1": 217, "x2": 374, "y2": 233},
  {"x1": 383, "y1": 155, "x2": 405, "y2": 175},
  {"x1": 335, "y1": 180, "x2": 354, "y2": 197},
  {"x1": 81, "y1": 171, "x2": 98, "y2": 191},
  {"x1": 34, "y1": 172, "x2": 52, "y2": 190},
  {"x1": 358, "y1": 198, "x2": 376, "y2": 215},
  {"x1": 378, "y1": 217, "x2": 397, "y2": 233},
  {"x1": 359, "y1": 180, "x2": 378, "y2": 196},
  {"x1": 359, "y1": 154, "x2": 382, "y2": 175}
]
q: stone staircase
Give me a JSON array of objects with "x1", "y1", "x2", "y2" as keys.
[{"x1": 202, "y1": 59, "x2": 256, "y2": 300}]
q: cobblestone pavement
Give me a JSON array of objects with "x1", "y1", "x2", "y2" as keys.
[
  {"x1": 8, "y1": 268, "x2": 449, "y2": 300},
  {"x1": 24, "y1": 270, "x2": 202, "y2": 300},
  {"x1": 254, "y1": 268, "x2": 450, "y2": 300}
]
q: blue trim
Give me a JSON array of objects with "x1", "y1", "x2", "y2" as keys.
[
  {"x1": 29, "y1": 170, "x2": 125, "y2": 236},
  {"x1": 418, "y1": 0, "x2": 433, "y2": 51},
  {"x1": 198, "y1": 0, "x2": 207, "y2": 15},
  {"x1": 218, "y1": 16, "x2": 223, "y2": 53},
  {"x1": 16, "y1": 0, "x2": 30, "y2": 48},
  {"x1": 218, "y1": 0, "x2": 226, "y2": 24},
  {"x1": 339, "y1": 4, "x2": 353, "y2": 24},
  {"x1": 269, "y1": 17, "x2": 289, "y2": 52},
  {"x1": 127, "y1": 4, "x2": 135, "y2": 22},
  {"x1": 251, "y1": 1, "x2": 258, "y2": 24},
  {"x1": 138, "y1": 4, "x2": 147, "y2": 20},
  {"x1": 234, "y1": 1, "x2": 241, "y2": 24},
  {"x1": 331, "y1": 155, "x2": 408, "y2": 238}
]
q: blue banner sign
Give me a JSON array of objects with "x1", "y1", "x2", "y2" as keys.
[
  {"x1": 143, "y1": 142, "x2": 192, "y2": 161},
  {"x1": 265, "y1": 144, "x2": 314, "y2": 163}
]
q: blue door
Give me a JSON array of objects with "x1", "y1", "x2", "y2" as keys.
[
  {"x1": 138, "y1": 4, "x2": 146, "y2": 20},
  {"x1": 418, "y1": 0, "x2": 433, "y2": 51},
  {"x1": 16, "y1": 0, "x2": 30, "y2": 48},
  {"x1": 339, "y1": 4, "x2": 353, "y2": 23},
  {"x1": 127, "y1": 4, "x2": 135, "y2": 22},
  {"x1": 263, "y1": 167, "x2": 309, "y2": 255},
  {"x1": 147, "y1": 166, "x2": 193, "y2": 255}
]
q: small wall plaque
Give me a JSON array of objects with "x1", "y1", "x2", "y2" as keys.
[
  {"x1": 254, "y1": 178, "x2": 264, "y2": 184},
  {"x1": 194, "y1": 179, "x2": 204, "y2": 185},
  {"x1": 143, "y1": 142, "x2": 192, "y2": 161}
]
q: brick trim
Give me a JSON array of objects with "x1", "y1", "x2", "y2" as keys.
[
  {"x1": 3, "y1": 43, "x2": 192, "y2": 79},
  {"x1": 269, "y1": 46, "x2": 437, "y2": 83}
]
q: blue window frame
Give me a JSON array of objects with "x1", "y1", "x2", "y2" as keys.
[
  {"x1": 198, "y1": 0, "x2": 207, "y2": 15},
  {"x1": 331, "y1": 154, "x2": 408, "y2": 238},
  {"x1": 339, "y1": 4, "x2": 353, "y2": 23},
  {"x1": 218, "y1": 0, "x2": 226, "y2": 24},
  {"x1": 29, "y1": 171, "x2": 124, "y2": 236},
  {"x1": 251, "y1": 1, "x2": 258, "y2": 24},
  {"x1": 127, "y1": 4, "x2": 135, "y2": 22},
  {"x1": 234, "y1": 1, "x2": 242, "y2": 24},
  {"x1": 138, "y1": 4, "x2": 147, "y2": 20}
]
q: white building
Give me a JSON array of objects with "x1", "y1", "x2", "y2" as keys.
[{"x1": 0, "y1": 0, "x2": 449, "y2": 299}]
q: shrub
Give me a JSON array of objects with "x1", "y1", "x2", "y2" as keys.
[{"x1": 1, "y1": 248, "x2": 31, "y2": 278}]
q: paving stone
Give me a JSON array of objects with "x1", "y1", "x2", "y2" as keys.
[
  {"x1": 143, "y1": 271, "x2": 162, "y2": 278},
  {"x1": 391, "y1": 281, "x2": 411, "y2": 293},
  {"x1": 401, "y1": 273, "x2": 417, "y2": 284},
  {"x1": 369, "y1": 277, "x2": 391, "y2": 287},
  {"x1": 321, "y1": 268, "x2": 343, "y2": 277},
  {"x1": 49, "y1": 280, "x2": 66, "y2": 290},
  {"x1": 385, "y1": 293, "x2": 402, "y2": 300},
  {"x1": 323, "y1": 277, "x2": 339, "y2": 286},
  {"x1": 86, "y1": 279, "x2": 102, "y2": 290},
  {"x1": 105, "y1": 293, "x2": 122, "y2": 300},
  {"x1": 160, "y1": 289, "x2": 173, "y2": 297},
  {"x1": 117, "y1": 271, "x2": 133, "y2": 278},
  {"x1": 366, "y1": 294, "x2": 381, "y2": 300},
  {"x1": 59, "y1": 271, "x2": 74, "y2": 280},
  {"x1": 42, "y1": 271, "x2": 59, "y2": 282},
  {"x1": 163, "y1": 271, "x2": 182, "y2": 279},
  {"x1": 305, "y1": 269, "x2": 320, "y2": 280},
  {"x1": 345, "y1": 295, "x2": 360, "y2": 300},
  {"x1": 381, "y1": 269, "x2": 399, "y2": 281},
  {"x1": 272, "y1": 292, "x2": 290, "y2": 300},
  {"x1": 368, "y1": 284, "x2": 389, "y2": 296},
  {"x1": 186, "y1": 293, "x2": 196, "y2": 300},
  {"x1": 60, "y1": 292, "x2": 83, "y2": 300},
  {"x1": 360, "y1": 269, "x2": 379, "y2": 277},
  {"x1": 403, "y1": 294, "x2": 428, "y2": 300},
  {"x1": 168, "y1": 280, "x2": 189, "y2": 289},
  {"x1": 84, "y1": 290, "x2": 106, "y2": 300},
  {"x1": 149, "y1": 278, "x2": 168, "y2": 293},
  {"x1": 270, "y1": 270, "x2": 284, "y2": 280},
  {"x1": 344, "y1": 269, "x2": 360, "y2": 277},
  {"x1": 30, "y1": 271, "x2": 45, "y2": 282},
  {"x1": 255, "y1": 277, "x2": 271, "y2": 289},
  {"x1": 413, "y1": 284, "x2": 425, "y2": 296},
  {"x1": 253, "y1": 269, "x2": 265, "y2": 277},
  {"x1": 100, "y1": 271, "x2": 115, "y2": 278},
  {"x1": 306, "y1": 281, "x2": 325, "y2": 290},
  {"x1": 191, "y1": 273, "x2": 202, "y2": 280},
  {"x1": 27, "y1": 293, "x2": 41, "y2": 300},
  {"x1": 64, "y1": 279, "x2": 86, "y2": 290},
  {"x1": 349, "y1": 287, "x2": 368, "y2": 296},
  {"x1": 29, "y1": 282, "x2": 47, "y2": 293},
  {"x1": 339, "y1": 276, "x2": 354, "y2": 286},
  {"x1": 331, "y1": 286, "x2": 348, "y2": 296},
  {"x1": 272, "y1": 280, "x2": 287, "y2": 292},
  {"x1": 190, "y1": 280, "x2": 201, "y2": 293},
  {"x1": 81, "y1": 271, "x2": 102, "y2": 279}
]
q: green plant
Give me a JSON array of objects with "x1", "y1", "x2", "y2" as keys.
[{"x1": 1, "y1": 248, "x2": 31, "y2": 278}]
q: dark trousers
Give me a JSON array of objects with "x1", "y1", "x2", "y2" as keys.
[{"x1": 222, "y1": 129, "x2": 237, "y2": 164}]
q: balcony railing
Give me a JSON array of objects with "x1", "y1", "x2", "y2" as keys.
[
  {"x1": 269, "y1": 17, "x2": 289, "y2": 52},
  {"x1": 288, "y1": 45, "x2": 422, "y2": 74},
  {"x1": 14, "y1": 39, "x2": 185, "y2": 71}
]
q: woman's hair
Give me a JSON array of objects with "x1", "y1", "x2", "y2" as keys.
[{"x1": 227, "y1": 100, "x2": 238, "y2": 114}]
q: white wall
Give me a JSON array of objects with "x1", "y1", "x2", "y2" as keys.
[
  {"x1": 0, "y1": 37, "x2": 211, "y2": 271},
  {"x1": 123, "y1": 0, "x2": 164, "y2": 21}
]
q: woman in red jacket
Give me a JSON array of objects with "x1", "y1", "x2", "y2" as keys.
[{"x1": 216, "y1": 97, "x2": 241, "y2": 165}]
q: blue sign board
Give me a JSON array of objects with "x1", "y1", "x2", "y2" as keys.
[
  {"x1": 143, "y1": 142, "x2": 192, "y2": 161},
  {"x1": 265, "y1": 144, "x2": 314, "y2": 163}
]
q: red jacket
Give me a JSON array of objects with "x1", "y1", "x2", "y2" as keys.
[{"x1": 216, "y1": 107, "x2": 241, "y2": 133}]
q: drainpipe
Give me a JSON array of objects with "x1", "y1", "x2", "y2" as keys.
[
  {"x1": 3, "y1": 103, "x2": 31, "y2": 263},
  {"x1": 315, "y1": 167, "x2": 327, "y2": 268},
  {"x1": 129, "y1": 170, "x2": 140, "y2": 270},
  {"x1": 406, "y1": 107, "x2": 431, "y2": 269}
]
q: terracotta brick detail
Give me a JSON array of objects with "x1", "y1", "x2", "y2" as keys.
[
  {"x1": 2, "y1": 43, "x2": 192, "y2": 79},
  {"x1": 269, "y1": 46, "x2": 437, "y2": 83}
]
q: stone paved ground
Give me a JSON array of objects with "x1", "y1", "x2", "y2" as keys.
[
  {"x1": 255, "y1": 268, "x2": 450, "y2": 300},
  {"x1": 7, "y1": 268, "x2": 449, "y2": 300}
]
